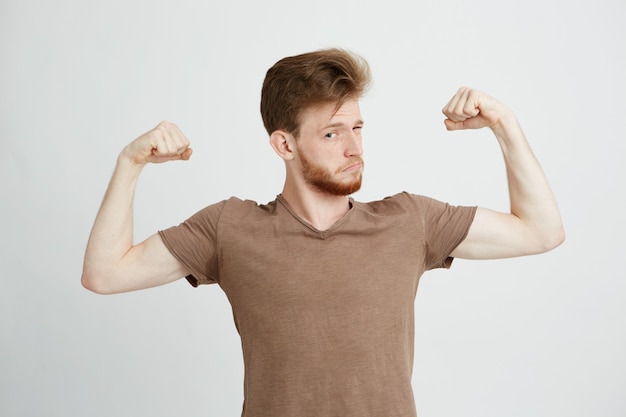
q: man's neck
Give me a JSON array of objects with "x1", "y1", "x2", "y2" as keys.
[{"x1": 280, "y1": 183, "x2": 352, "y2": 231}]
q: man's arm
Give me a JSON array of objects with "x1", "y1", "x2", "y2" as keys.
[
  {"x1": 444, "y1": 88, "x2": 565, "y2": 259},
  {"x1": 81, "y1": 121, "x2": 192, "y2": 294}
]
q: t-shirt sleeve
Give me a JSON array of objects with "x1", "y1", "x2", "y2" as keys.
[
  {"x1": 158, "y1": 200, "x2": 227, "y2": 287},
  {"x1": 405, "y1": 192, "x2": 477, "y2": 270}
]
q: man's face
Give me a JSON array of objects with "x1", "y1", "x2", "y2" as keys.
[{"x1": 295, "y1": 99, "x2": 365, "y2": 196}]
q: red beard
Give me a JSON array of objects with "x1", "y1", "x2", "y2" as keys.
[{"x1": 299, "y1": 152, "x2": 363, "y2": 196}]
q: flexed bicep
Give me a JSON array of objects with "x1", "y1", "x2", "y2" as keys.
[{"x1": 450, "y1": 207, "x2": 553, "y2": 260}]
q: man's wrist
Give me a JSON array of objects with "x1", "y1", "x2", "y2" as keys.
[
  {"x1": 117, "y1": 149, "x2": 147, "y2": 173},
  {"x1": 490, "y1": 111, "x2": 520, "y2": 139}
]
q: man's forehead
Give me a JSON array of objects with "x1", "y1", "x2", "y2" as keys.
[{"x1": 302, "y1": 99, "x2": 362, "y2": 125}]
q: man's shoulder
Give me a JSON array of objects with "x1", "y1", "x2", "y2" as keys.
[
  {"x1": 354, "y1": 192, "x2": 428, "y2": 213},
  {"x1": 218, "y1": 195, "x2": 280, "y2": 219},
  {"x1": 183, "y1": 196, "x2": 278, "y2": 224}
]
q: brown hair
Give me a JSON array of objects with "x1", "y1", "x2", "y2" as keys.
[{"x1": 260, "y1": 48, "x2": 371, "y2": 137}]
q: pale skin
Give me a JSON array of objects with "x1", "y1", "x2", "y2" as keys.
[{"x1": 81, "y1": 88, "x2": 564, "y2": 294}]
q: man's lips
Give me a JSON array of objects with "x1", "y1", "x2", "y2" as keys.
[
  {"x1": 343, "y1": 162, "x2": 362, "y2": 172},
  {"x1": 340, "y1": 160, "x2": 364, "y2": 173}
]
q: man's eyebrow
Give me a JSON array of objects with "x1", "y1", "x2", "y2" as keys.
[{"x1": 321, "y1": 119, "x2": 365, "y2": 130}]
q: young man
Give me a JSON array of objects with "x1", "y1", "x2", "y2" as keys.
[{"x1": 82, "y1": 49, "x2": 564, "y2": 417}]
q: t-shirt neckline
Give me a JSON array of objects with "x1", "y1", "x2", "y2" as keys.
[{"x1": 276, "y1": 194, "x2": 356, "y2": 238}]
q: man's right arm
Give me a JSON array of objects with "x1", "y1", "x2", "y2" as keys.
[{"x1": 81, "y1": 121, "x2": 192, "y2": 294}]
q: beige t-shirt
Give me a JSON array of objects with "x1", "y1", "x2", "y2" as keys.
[{"x1": 159, "y1": 192, "x2": 476, "y2": 417}]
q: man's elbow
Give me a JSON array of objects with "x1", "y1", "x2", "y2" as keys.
[
  {"x1": 81, "y1": 269, "x2": 117, "y2": 295},
  {"x1": 536, "y1": 225, "x2": 566, "y2": 254}
]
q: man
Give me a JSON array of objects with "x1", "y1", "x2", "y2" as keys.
[{"x1": 82, "y1": 49, "x2": 564, "y2": 416}]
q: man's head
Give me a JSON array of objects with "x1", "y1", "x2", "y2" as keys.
[{"x1": 260, "y1": 48, "x2": 371, "y2": 138}]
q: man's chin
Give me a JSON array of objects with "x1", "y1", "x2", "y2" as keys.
[
  {"x1": 313, "y1": 178, "x2": 362, "y2": 196},
  {"x1": 343, "y1": 180, "x2": 362, "y2": 196}
]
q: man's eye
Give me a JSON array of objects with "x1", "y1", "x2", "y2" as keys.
[{"x1": 325, "y1": 132, "x2": 337, "y2": 139}]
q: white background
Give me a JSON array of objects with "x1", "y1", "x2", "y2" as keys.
[{"x1": 1, "y1": 0, "x2": 625, "y2": 416}]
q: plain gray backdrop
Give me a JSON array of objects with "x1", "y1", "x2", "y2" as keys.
[{"x1": 2, "y1": 0, "x2": 625, "y2": 416}]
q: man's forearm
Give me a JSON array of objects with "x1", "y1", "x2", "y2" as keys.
[
  {"x1": 491, "y1": 116, "x2": 565, "y2": 250},
  {"x1": 81, "y1": 155, "x2": 144, "y2": 292}
]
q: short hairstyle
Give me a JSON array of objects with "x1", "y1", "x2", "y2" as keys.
[{"x1": 260, "y1": 48, "x2": 371, "y2": 137}]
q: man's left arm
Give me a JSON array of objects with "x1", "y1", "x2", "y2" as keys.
[{"x1": 444, "y1": 87, "x2": 565, "y2": 260}]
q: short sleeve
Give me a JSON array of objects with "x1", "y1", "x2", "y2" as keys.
[
  {"x1": 404, "y1": 193, "x2": 476, "y2": 270},
  {"x1": 158, "y1": 200, "x2": 227, "y2": 286}
]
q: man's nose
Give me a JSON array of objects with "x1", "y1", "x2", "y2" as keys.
[{"x1": 346, "y1": 130, "x2": 363, "y2": 157}]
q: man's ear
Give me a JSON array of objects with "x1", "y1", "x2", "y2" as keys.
[{"x1": 269, "y1": 130, "x2": 296, "y2": 161}]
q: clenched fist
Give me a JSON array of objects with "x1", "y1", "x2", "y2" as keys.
[
  {"x1": 442, "y1": 87, "x2": 515, "y2": 132},
  {"x1": 121, "y1": 121, "x2": 193, "y2": 166}
]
